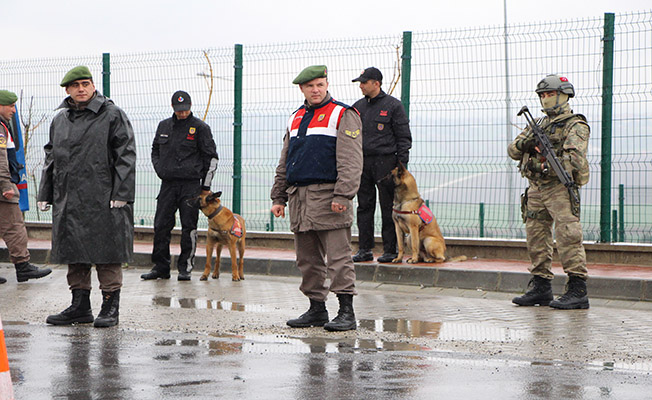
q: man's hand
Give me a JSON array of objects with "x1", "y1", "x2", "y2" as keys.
[
  {"x1": 516, "y1": 136, "x2": 537, "y2": 153},
  {"x1": 331, "y1": 202, "x2": 347, "y2": 213},
  {"x1": 2, "y1": 190, "x2": 14, "y2": 200},
  {"x1": 110, "y1": 200, "x2": 127, "y2": 208},
  {"x1": 37, "y1": 201, "x2": 50, "y2": 211},
  {"x1": 271, "y1": 204, "x2": 285, "y2": 218},
  {"x1": 526, "y1": 158, "x2": 547, "y2": 174}
]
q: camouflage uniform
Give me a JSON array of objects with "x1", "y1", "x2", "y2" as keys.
[{"x1": 508, "y1": 102, "x2": 590, "y2": 280}]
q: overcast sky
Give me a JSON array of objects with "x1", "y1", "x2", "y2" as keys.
[{"x1": 2, "y1": 0, "x2": 649, "y2": 60}]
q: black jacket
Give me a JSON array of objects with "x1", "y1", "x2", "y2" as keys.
[
  {"x1": 352, "y1": 90, "x2": 412, "y2": 164},
  {"x1": 151, "y1": 112, "x2": 218, "y2": 186}
]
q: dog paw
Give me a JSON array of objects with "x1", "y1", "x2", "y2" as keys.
[
  {"x1": 199, "y1": 275, "x2": 208, "y2": 281},
  {"x1": 232, "y1": 277, "x2": 240, "y2": 282},
  {"x1": 407, "y1": 258, "x2": 419, "y2": 264},
  {"x1": 211, "y1": 274, "x2": 219, "y2": 279},
  {"x1": 391, "y1": 258, "x2": 402, "y2": 264}
]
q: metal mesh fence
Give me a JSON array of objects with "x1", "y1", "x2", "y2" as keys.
[{"x1": 1, "y1": 11, "x2": 650, "y2": 242}]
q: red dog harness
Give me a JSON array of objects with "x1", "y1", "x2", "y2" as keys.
[
  {"x1": 393, "y1": 203, "x2": 434, "y2": 231},
  {"x1": 207, "y1": 205, "x2": 243, "y2": 238}
]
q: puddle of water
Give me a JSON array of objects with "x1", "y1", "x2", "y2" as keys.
[
  {"x1": 152, "y1": 296, "x2": 528, "y2": 342},
  {"x1": 154, "y1": 334, "x2": 429, "y2": 356},
  {"x1": 152, "y1": 296, "x2": 269, "y2": 312},
  {"x1": 359, "y1": 319, "x2": 530, "y2": 342}
]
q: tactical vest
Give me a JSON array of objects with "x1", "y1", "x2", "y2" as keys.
[
  {"x1": 285, "y1": 99, "x2": 348, "y2": 186},
  {"x1": 519, "y1": 112, "x2": 589, "y2": 187}
]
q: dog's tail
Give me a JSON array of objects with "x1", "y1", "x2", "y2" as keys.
[{"x1": 445, "y1": 255, "x2": 467, "y2": 263}]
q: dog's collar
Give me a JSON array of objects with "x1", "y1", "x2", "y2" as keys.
[{"x1": 207, "y1": 204, "x2": 223, "y2": 219}]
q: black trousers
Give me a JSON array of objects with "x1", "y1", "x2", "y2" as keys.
[
  {"x1": 152, "y1": 180, "x2": 200, "y2": 273},
  {"x1": 356, "y1": 154, "x2": 397, "y2": 253}
]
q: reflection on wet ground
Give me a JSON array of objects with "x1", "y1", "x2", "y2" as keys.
[
  {"x1": 153, "y1": 296, "x2": 529, "y2": 342},
  {"x1": 152, "y1": 296, "x2": 271, "y2": 312},
  {"x1": 154, "y1": 334, "x2": 429, "y2": 354}
]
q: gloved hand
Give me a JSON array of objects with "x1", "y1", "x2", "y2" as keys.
[
  {"x1": 516, "y1": 136, "x2": 537, "y2": 153},
  {"x1": 526, "y1": 158, "x2": 548, "y2": 174},
  {"x1": 110, "y1": 200, "x2": 127, "y2": 208},
  {"x1": 37, "y1": 201, "x2": 50, "y2": 212}
]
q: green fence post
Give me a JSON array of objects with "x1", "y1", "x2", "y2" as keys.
[
  {"x1": 233, "y1": 44, "x2": 243, "y2": 214},
  {"x1": 102, "y1": 53, "x2": 110, "y2": 98},
  {"x1": 479, "y1": 202, "x2": 485, "y2": 238},
  {"x1": 618, "y1": 184, "x2": 625, "y2": 242},
  {"x1": 401, "y1": 31, "x2": 412, "y2": 118},
  {"x1": 612, "y1": 210, "x2": 618, "y2": 242},
  {"x1": 267, "y1": 211, "x2": 274, "y2": 232},
  {"x1": 599, "y1": 13, "x2": 615, "y2": 242}
]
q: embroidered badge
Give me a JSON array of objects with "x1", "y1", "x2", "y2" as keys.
[
  {"x1": 380, "y1": 110, "x2": 388, "y2": 117},
  {"x1": 377, "y1": 123, "x2": 384, "y2": 131},
  {"x1": 318, "y1": 114, "x2": 326, "y2": 122},
  {"x1": 345, "y1": 129, "x2": 360, "y2": 138},
  {"x1": 189, "y1": 127, "x2": 196, "y2": 134},
  {"x1": 0, "y1": 135, "x2": 6, "y2": 148}
]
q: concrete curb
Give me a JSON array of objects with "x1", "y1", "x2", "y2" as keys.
[{"x1": 2, "y1": 247, "x2": 650, "y2": 302}]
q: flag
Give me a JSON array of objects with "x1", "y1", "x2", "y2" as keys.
[{"x1": 11, "y1": 112, "x2": 29, "y2": 212}]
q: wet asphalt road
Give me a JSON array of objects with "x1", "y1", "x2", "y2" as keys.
[{"x1": 1, "y1": 264, "x2": 652, "y2": 399}]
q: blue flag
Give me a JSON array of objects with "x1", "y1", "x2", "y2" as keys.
[{"x1": 12, "y1": 112, "x2": 29, "y2": 211}]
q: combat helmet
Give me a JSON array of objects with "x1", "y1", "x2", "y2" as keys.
[
  {"x1": 536, "y1": 74, "x2": 574, "y2": 115},
  {"x1": 535, "y1": 74, "x2": 575, "y2": 97}
]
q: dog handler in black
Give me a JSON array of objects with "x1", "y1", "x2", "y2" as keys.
[
  {"x1": 141, "y1": 91, "x2": 219, "y2": 281},
  {"x1": 351, "y1": 67, "x2": 412, "y2": 263}
]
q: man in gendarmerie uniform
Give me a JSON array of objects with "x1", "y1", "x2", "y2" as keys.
[
  {"x1": 0, "y1": 89, "x2": 52, "y2": 284},
  {"x1": 350, "y1": 67, "x2": 412, "y2": 263},
  {"x1": 39, "y1": 66, "x2": 136, "y2": 327},
  {"x1": 141, "y1": 91, "x2": 219, "y2": 281},
  {"x1": 270, "y1": 65, "x2": 363, "y2": 331}
]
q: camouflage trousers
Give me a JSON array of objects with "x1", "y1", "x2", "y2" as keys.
[{"x1": 525, "y1": 183, "x2": 588, "y2": 280}]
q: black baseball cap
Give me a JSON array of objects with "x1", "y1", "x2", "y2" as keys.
[
  {"x1": 352, "y1": 67, "x2": 383, "y2": 83},
  {"x1": 172, "y1": 90, "x2": 191, "y2": 111}
]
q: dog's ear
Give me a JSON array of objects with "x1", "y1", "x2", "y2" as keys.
[
  {"x1": 396, "y1": 161, "x2": 406, "y2": 178},
  {"x1": 215, "y1": 191, "x2": 222, "y2": 198}
]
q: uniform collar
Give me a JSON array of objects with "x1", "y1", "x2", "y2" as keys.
[
  {"x1": 304, "y1": 93, "x2": 332, "y2": 111},
  {"x1": 366, "y1": 89, "x2": 386, "y2": 104},
  {"x1": 59, "y1": 91, "x2": 104, "y2": 113}
]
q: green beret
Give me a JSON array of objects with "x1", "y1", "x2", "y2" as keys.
[
  {"x1": 60, "y1": 65, "x2": 93, "y2": 87},
  {"x1": 0, "y1": 90, "x2": 18, "y2": 106},
  {"x1": 292, "y1": 65, "x2": 328, "y2": 85}
]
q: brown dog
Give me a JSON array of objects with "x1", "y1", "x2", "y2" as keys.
[
  {"x1": 198, "y1": 191, "x2": 246, "y2": 281},
  {"x1": 390, "y1": 163, "x2": 465, "y2": 264}
]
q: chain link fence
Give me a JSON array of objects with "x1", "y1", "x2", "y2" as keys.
[{"x1": 1, "y1": 11, "x2": 650, "y2": 242}]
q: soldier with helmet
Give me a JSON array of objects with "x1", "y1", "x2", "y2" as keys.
[{"x1": 508, "y1": 74, "x2": 591, "y2": 310}]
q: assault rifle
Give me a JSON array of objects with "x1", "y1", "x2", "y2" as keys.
[{"x1": 517, "y1": 106, "x2": 580, "y2": 207}]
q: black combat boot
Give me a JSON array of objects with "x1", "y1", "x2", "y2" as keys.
[
  {"x1": 287, "y1": 299, "x2": 329, "y2": 328},
  {"x1": 46, "y1": 289, "x2": 94, "y2": 325},
  {"x1": 15, "y1": 262, "x2": 52, "y2": 282},
  {"x1": 177, "y1": 268, "x2": 191, "y2": 281},
  {"x1": 549, "y1": 276, "x2": 589, "y2": 310},
  {"x1": 94, "y1": 290, "x2": 121, "y2": 328},
  {"x1": 140, "y1": 268, "x2": 170, "y2": 280},
  {"x1": 324, "y1": 294, "x2": 357, "y2": 331},
  {"x1": 512, "y1": 276, "x2": 553, "y2": 306},
  {"x1": 352, "y1": 249, "x2": 373, "y2": 262}
]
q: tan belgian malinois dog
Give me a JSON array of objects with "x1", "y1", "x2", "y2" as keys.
[
  {"x1": 198, "y1": 191, "x2": 246, "y2": 281},
  {"x1": 390, "y1": 163, "x2": 465, "y2": 264}
]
